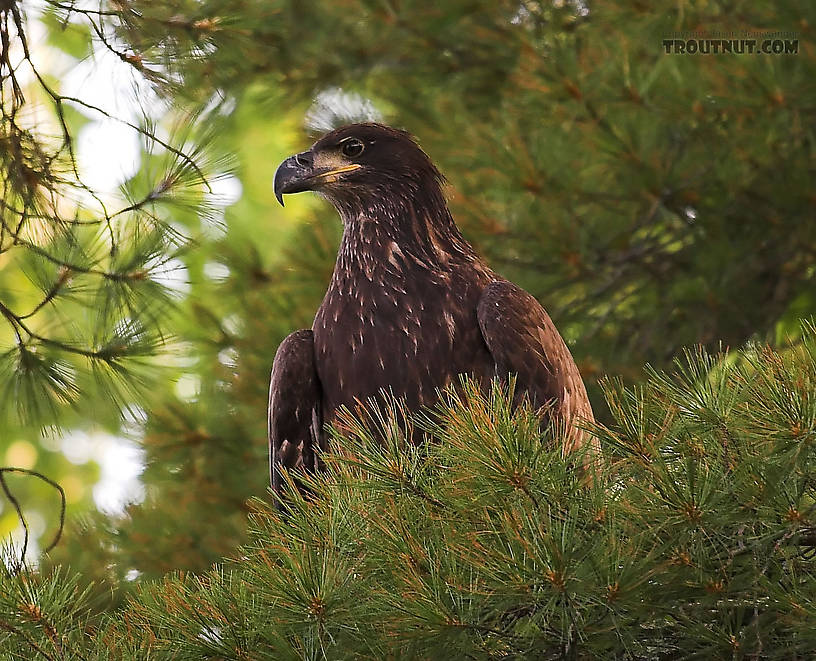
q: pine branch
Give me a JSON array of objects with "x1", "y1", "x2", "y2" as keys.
[
  {"x1": 0, "y1": 1, "x2": 226, "y2": 425},
  {"x1": 0, "y1": 468, "x2": 66, "y2": 573}
]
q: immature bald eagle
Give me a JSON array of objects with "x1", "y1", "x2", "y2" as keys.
[{"x1": 269, "y1": 123, "x2": 594, "y2": 496}]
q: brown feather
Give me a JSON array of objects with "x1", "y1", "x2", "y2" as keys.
[
  {"x1": 267, "y1": 330, "x2": 322, "y2": 497},
  {"x1": 477, "y1": 280, "x2": 596, "y2": 458}
]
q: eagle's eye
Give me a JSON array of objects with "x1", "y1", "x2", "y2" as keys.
[{"x1": 340, "y1": 138, "x2": 365, "y2": 159}]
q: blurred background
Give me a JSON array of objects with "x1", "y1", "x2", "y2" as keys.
[{"x1": 0, "y1": 0, "x2": 813, "y2": 609}]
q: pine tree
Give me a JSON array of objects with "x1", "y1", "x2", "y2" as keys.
[
  {"x1": 3, "y1": 325, "x2": 816, "y2": 658},
  {"x1": 0, "y1": 0, "x2": 231, "y2": 566},
  {"x1": 1, "y1": 1, "x2": 815, "y2": 657}
]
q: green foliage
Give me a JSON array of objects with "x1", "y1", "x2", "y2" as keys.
[
  {"x1": 0, "y1": 563, "x2": 97, "y2": 661},
  {"x1": 42, "y1": 0, "x2": 812, "y2": 591},
  {"x1": 0, "y1": 1, "x2": 236, "y2": 556},
  {"x1": 4, "y1": 327, "x2": 816, "y2": 658},
  {"x1": 2, "y1": 1, "x2": 815, "y2": 657}
]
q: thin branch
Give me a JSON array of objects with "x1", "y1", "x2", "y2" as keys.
[
  {"x1": 0, "y1": 619, "x2": 57, "y2": 661},
  {"x1": 19, "y1": 267, "x2": 72, "y2": 320},
  {"x1": 40, "y1": 90, "x2": 212, "y2": 193},
  {"x1": 0, "y1": 467, "x2": 67, "y2": 573}
]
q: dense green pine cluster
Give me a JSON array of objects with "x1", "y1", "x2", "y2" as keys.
[
  {"x1": 0, "y1": 0, "x2": 814, "y2": 657},
  {"x1": 4, "y1": 329, "x2": 816, "y2": 657}
]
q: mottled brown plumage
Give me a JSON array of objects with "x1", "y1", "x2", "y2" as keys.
[{"x1": 269, "y1": 123, "x2": 594, "y2": 497}]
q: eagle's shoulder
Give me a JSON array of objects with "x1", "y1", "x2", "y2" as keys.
[
  {"x1": 477, "y1": 279, "x2": 594, "y2": 450},
  {"x1": 477, "y1": 279, "x2": 564, "y2": 368}
]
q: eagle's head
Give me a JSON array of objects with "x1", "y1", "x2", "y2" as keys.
[{"x1": 274, "y1": 123, "x2": 445, "y2": 217}]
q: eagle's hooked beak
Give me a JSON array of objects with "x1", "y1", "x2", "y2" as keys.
[{"x1": 274, "y1": 150, "x2": 361, "y2": 206}]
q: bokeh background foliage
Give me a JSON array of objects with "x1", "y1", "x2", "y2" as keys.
[{"x1": 0, "y1": 0, "x2": 814, "y2": 656}]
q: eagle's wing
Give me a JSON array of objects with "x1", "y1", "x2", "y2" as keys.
[
  {"x1": 477, "y1": 280, "x2": 594, "y2": 454},
  {"x1": 268, "y1": 329, "x2": 323, "y2": 499}
]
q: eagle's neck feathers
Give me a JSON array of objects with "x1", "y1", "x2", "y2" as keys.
[{"x1": 328, "y1": 177, "x2": 479, "y2": 290}]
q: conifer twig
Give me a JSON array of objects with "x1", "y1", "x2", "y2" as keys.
[
  {"x1": 0, "y1": 468, "x2": 66, "y2": 573},
  {"x1": 0, "y1": 619, "x2": 57, "y2": 661}
]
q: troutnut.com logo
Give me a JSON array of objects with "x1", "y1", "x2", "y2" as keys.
[{"x1": 663, "y1": 31, "x2": 799, "y2": 55}]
